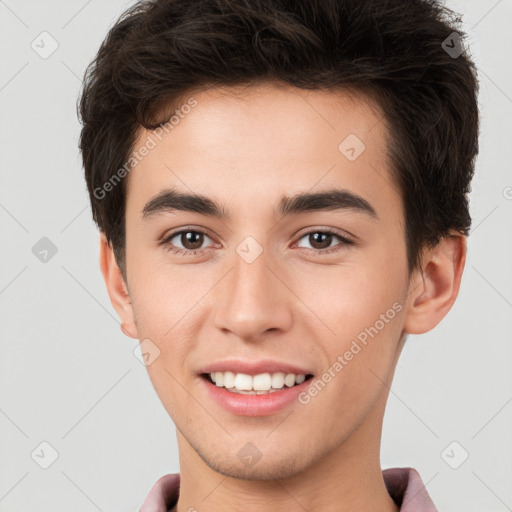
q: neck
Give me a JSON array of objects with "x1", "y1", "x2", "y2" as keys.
[{"x1": 173, "y1": 395, "x2": 399, "y2": 512}]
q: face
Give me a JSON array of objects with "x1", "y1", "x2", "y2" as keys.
[{"x1": 111, "y1": 83, "x2": 438, "y2": 479}]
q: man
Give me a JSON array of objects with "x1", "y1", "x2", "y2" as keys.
[{"x1": 78, "y1": 0, "x2": 479, "y2": 510}]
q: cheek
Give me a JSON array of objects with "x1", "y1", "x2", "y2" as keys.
[
  {"x1": 293, "y1": 252, "x2": 406, "y2": 398},
  {"x1": 302, "y1": 285, "x2": 404, "y2": 434},
  {"x1": 292, "y1": 257, "x2": 404, "y2": 336},
  {"x1": 128, "y1": 261, "x2": 213, "y2": 382},
  {"x1": 129, "y1": 253, "x2": 207, "y2": 330}
]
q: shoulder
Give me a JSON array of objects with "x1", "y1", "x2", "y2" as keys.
[
  {"x1": 383, "y1": 467, "x2": 438, "y2": 512},
  {"x1": 139, "y1": 473, "x2": 180, "y2": 512}
]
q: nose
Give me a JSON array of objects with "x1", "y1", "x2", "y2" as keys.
[{"x1": 212, "y1": 244, "x2": 293, "y2": 342}]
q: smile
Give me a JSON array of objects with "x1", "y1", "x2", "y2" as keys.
[
  {"x1": 200, "y1": 371, "x2": 315, "y2": 416},
  {"x1": 205, "y1": 371, "x2": 312, "y2": 394}
]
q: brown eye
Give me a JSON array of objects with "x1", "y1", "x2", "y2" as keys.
[
  {"x1": 162, "y1": 229, "x2": 214, "y2": 255},
  {"x1": 295, "y1": 229, "x2": 354, "y2": 254},
  {"x1": 308, "y1": 232, "x2": 334, "y2": 250},
  {"x1": 179, "y1": 231, "x2": 205, "y2": 250}
]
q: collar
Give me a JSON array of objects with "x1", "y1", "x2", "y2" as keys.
[{"x1": 139, "y1": 466, "x2": 437, "y2": 512}]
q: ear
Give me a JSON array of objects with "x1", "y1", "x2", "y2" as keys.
[
  {"x1": 403, "y1": 233, "x2": 467, "y2": 335},
  {"x1": 99, "y1": 233, "x2": 138, "y2": 339}
]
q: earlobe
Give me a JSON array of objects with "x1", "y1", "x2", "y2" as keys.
[
  {"x1": 99, "y1": 234, "x2": 139, "y2": 339},
  {"x1": 403, "y1": 234, "x2": 467, "y2": 335}
]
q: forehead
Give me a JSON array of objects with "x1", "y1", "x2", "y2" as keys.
[
  {"x1": 126, "y1": 82, "x2": 400, "y2": 223},
  {"x1": 136, "y1": 82, "x2": 388, "y2": 157}
]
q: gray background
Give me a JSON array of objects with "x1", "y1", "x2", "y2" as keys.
[{"x1": 0, "y1": 0, "x2": 511, "y2": 510}]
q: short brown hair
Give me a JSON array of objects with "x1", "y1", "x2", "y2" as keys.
[{"x1": 78, "y1": 0, "x2": 479, "y2": 276}]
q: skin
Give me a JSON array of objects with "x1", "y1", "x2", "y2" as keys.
[{"x1": 100, "y1": 82, "x2": 466, "y2": 512}]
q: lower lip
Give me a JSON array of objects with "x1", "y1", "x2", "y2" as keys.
[{"x1": 199, "y1": 375, "x2": 312, "y2": 416}]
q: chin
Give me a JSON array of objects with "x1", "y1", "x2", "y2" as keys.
[
  {"x1": 208, "y1": 457, "x2": 304, "y2": 481},
  {"x1": 194, "y1": 440, "x2": 313, "y2": 481}
]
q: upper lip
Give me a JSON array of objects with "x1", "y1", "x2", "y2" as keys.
[{"x1": 197, "y1": 359, "x2": 313, "y2": 376}]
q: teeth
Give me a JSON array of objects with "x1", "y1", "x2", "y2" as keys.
[
  {"x1": 222, "y1": 371, "x2": 235, "y2": 388},
  {"x1": 253, "y1": 373, "x2": 272, "y2": 391},
  {"x1": 271, "y1": 372, "x2": 285, "y2": 389},
  {"x1": 295, "y1": 374, "x2": 306, "y2": 384},
  {"x1": 214, "y1": 372, "x2": 224, "y2": 387},
  {"x1": 284, "y1": 373, "x2": 296, "y2": 387},
  {"x1": 234, "y1": 373, "x2": 253, "y2": 390},
  {"x1": 208, "y1": 371, "x2": 308, "y2": 393}
]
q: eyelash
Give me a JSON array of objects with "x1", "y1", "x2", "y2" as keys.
[{"x1": 161, "y1": 227, "x2": 354, "y2": 257}]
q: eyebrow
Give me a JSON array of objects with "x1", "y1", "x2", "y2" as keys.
[{"x1": 142, "y1": 187, "x2": 378, "y2": 221}]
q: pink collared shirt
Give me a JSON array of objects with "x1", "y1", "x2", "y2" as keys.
[{"x1": 139, "y1": 467, "x2": 437, "y2": 511}]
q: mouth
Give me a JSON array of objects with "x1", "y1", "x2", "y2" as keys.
[{"x1": 200, "y1": 371, "x2": 315, "y2": 395}]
